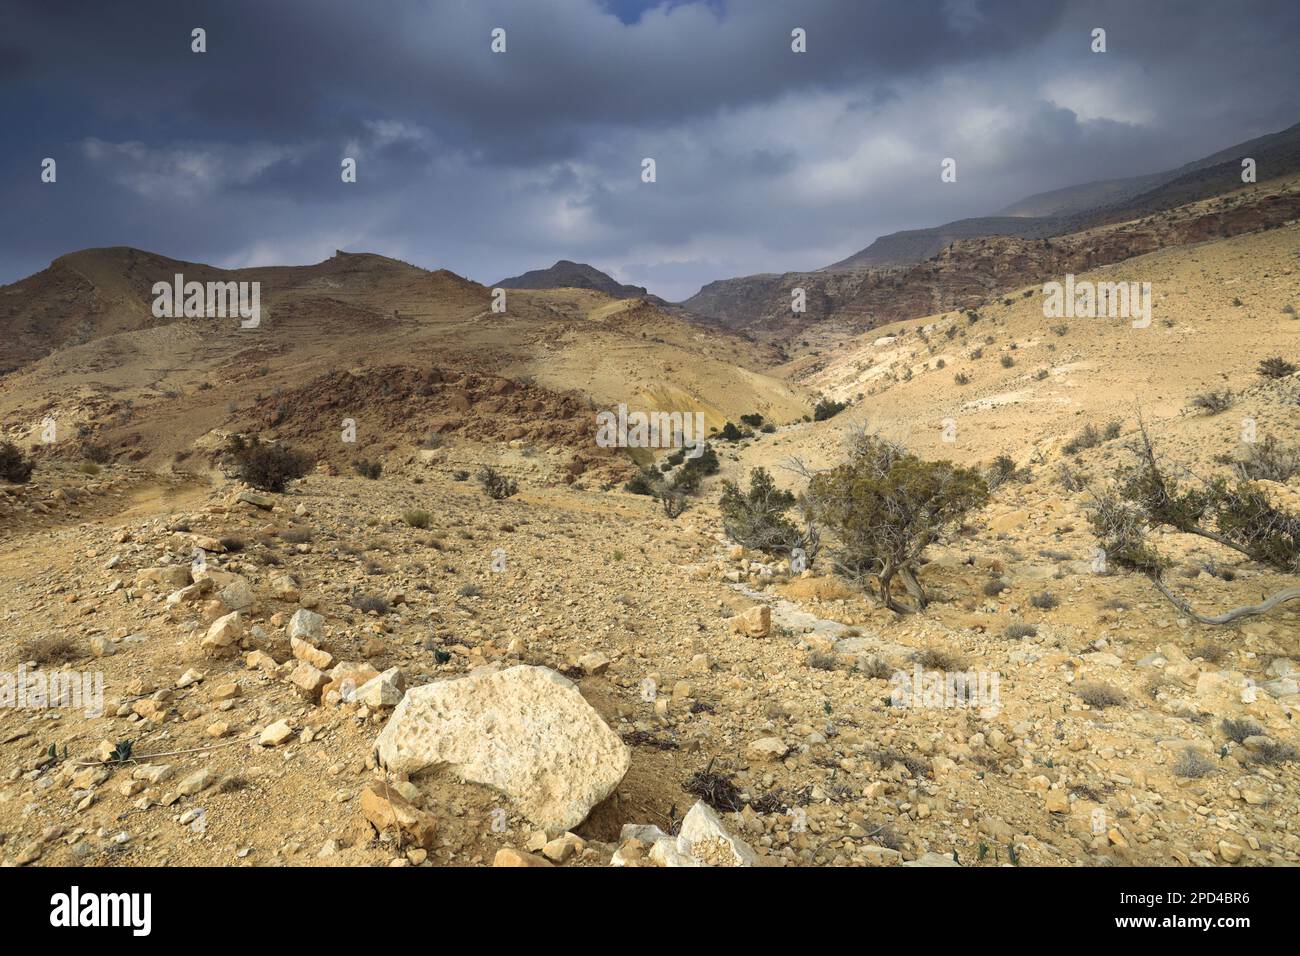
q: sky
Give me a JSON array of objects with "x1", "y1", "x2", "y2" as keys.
[{"x1": 1, "y1": 0, "x2": 1297, "y2": 300}]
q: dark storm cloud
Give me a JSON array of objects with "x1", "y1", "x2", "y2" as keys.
[{"x1": 1, "y1": 0, "x2": 1297, "y2": 299}]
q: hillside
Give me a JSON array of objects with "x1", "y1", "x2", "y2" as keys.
[
  {"x1": 679, "y1": 171, "x2": 1300, "y2": 347},
  {"x1": 0, "y1": 249, "x2": 810, "y2": 478},
  {"x1": 684, "y1": 122, "x2": 1300, "y2": 335},
  {"x1": 495, "y1": 260, "x2": 663, "y2": 303},
  {"x1": 1, "y1": 215, "x2": 1297, "y2": 870}
]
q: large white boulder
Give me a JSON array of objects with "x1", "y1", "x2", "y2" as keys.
[{"x1": 375, "y1": 665, "x2": 630, "y2": 834}]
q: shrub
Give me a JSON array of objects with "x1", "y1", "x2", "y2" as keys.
[
  {"x1": 457, "y1": 583, "x2": 481, "y2": 598},
  {"x1": 348, "y1": 592, "x2": 390, "y2": 614},
  {"x1": 954, "y1": 372, "x2": 970, "y2": 385},
  {"x1": 760, "y1": 422, "x2": 776, "y2": 433},
  {"x1": 403, "y1": 509, "x2": 431, "y2": 529},
  {"x1": 0, "y1": 441, "x2": 34, "y2": 484},
  {"x1": 1233, "y1": 434, "x2": 1299, "y2": 483},
  {"x1": 1250, "y1": 740, "x2": 1300, "y2": 765},
  {"x1": 804, "y1": 434, "x2": 987, "y2": 613},
  {"x1": 672, "y1": 443, "x2": 720, "y2": 491},
  {"x1": 982, "y1": 579, "x2": 1007, "y2": 596},
  {"x1": 718, "y1": 467, "x2": 803, "y2": 556},
  {"x1": 1075, "y1": 681, "x2": 1124, "y2": 709},
  {"x1": 15, "y1": 635, "x2": 78, "y2": 666},
  {"x1": 231, "y1": 437, "x2": 312, "y2": 493},
  {"x1": 1030, "y1": 591, "x2": 1059, "y2": 609},
  {"x1": 660, "y1": 489, "x2": 686, "y2": 518},
  {"x1": 478, "y1": 466, "x2": 518, "y2": 500},
  {"x1": 624, "y1": 471, "x2": 657, "y2": 496},
  {"x1": 279, "y1": 527, "x2": 313, "y2": 544},
  {"x1": 1189, "y1": 390, "x2": 1234, "y2": 415},
  {"x1": 1257, "y1": 356, "x2": 1297, "y2": 379},
  {"x1": 1004, "y1": 620, "x2": 1038, "y2": 639},
  {"x1": 916, "y1": 648, "x2": 966, "y2": 671},
  {"x1": 739, "y1": 413, "x2": 765, "y2": 428},
  {"x1": 1221, "y1": 718, "x2": 1263, "y2": 744},
  {"x1": 1057, "y1": 462, "x2": 1092, "y2": 493},
  {"x1": 718, "y1": 421, "x2": 744, "y2": 441},
  {"x1": 985, "y1": 454, "x2": 1028, "y2": 490},
  {"x1": 1000, "y1": 354, "x2": 1015, "y2": 368},
  {"x1": 1063, "y1": 422, "x2": 1102, "y2": 455},
  {"x1": 353, "y1": 458, "x2": 383, "y2": 480},
  {"x1": 813, "y1": 397, "x2": 848, "y2": 421},
  {"x1": 82, "y1": 442, "x2": 112, "y2": 464},
  {"x1": 1172, "y1": 747, "x2": 1215, "y2": 778},
  {"x1": 77, "y1": 461, "x2": 100, "y2": 476},
  {"x1": 1090, "y1": 424, "x2": 1300, "y2": 611},
  {"x1": 1191, "y1": 640, "x2": 1225, "y2": 663},
  {"x1": 858, "y1": 656, "x2": 893, "y2": 679}
]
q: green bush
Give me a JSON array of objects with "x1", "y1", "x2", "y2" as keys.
[
  {"x1": 0, "y1": 441, "x2": 34, "y2": 484},
  {"x1": 1257, "y1": 356, "x2": 1297, "y2": 379},
  {"x1": 718, "y1": 467, "x2": 801, "y2": 555},
  {"x1": 805, "y1": 435, "x2": 987, "y2": 613},
  {"x1": 403, "y1": 509, "x2": 431, "y2": 529},
  {"x1": 813, "y1": 397, "x2": 848, "y2": 421},
  {"x1": 231, "y1": 437, "x2": 312, "y2": 493},
  {"x1": 478, "y1": 466, "x2": 518, "y2": 500}
]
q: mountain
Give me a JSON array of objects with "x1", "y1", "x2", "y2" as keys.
[
  {"x1": 678, "y1": 169, "x2": 1300, "y2": 342},
  {"x1": 823, "y1": 217, "x2": 1057, "y2": 271},
  {"x1": 680, "y1": 122, "x2": 1300, "y2": 339},
  {"x1": 495, "y1": 260, "x2": 662, "y2": 302},
  {"x1": 0, "y1": 248, "x2": 808, "y2": 471},
  {"x1": 825, "y1": 121, "x2": 1300, "y2": 274}
]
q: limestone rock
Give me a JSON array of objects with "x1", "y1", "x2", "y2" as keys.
[{"x1": 376, "y1": 664, "x2": 630, "y2": 834}]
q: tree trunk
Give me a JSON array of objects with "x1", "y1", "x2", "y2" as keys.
[
  {"x1": 898, "y1": 565, "x2": 928, "y2": 610},
  {"x1": 1148, "y1": 575, "x2": 1300, "y2": 624}
]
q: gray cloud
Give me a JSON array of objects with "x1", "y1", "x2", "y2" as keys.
[{"x1": 1, "y1": 0, "x2": 1296, "y2": 300}]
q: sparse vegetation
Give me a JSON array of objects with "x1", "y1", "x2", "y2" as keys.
[
  {"x1": 813, "y1": 396, "x2": 848, "y2": 421},
  {"x1": 1233, "y1": 434, "x2": 1299, "y2": 483},
  {"x1": 1089, "y1": 419, "x2": 1300, "y2": 623},
  {"x1": 1030, "y1": 591, "x2": 1059, "y2": 609},
  {"x1": 348, "y1": 592, "x2": 390, "y2": 614},
  {"x1": 802, "y1": 433, "x2": 987, "y2": 613},
  {"x1": 403, "y1": 509, "x2": 432, "y2": 529},
  {"x1": 1172, "y1": 747, "x2": 1215, "y2": 778},
  {"x1": 230, "y1": 437, "x2": 313, "y2": 493},
  {"x1": 1189, "y1": 390, "x2": 1234, "y2": 415},
  {"x1": 1075, "y1": 681, "x2": 1124, "y2": 709},
  {"x1": 1257, "y1": 356, "x2": 1297, "y2": 379},
  {"x1": 15, "y1": 635, "x2": 79, "y2": 666},
  {"x1": 0, "y1": 441, "x2": 34, "y2": 484},
  {"x1": 478, "y1": 466, "x2": 518, "y2": 500},
  {"x1": 718, "y1": 467, "x2": 811, "y2": 558}
]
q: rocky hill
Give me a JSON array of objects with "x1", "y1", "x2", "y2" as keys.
[
  {"x1": 495, "y1": 260, "x2": 663, "y2": 303},
  {"x1": 679, "y1": 171, "x2": 1300, "y2": 346}
]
